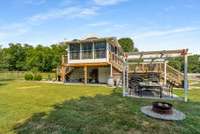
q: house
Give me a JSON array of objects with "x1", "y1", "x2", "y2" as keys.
[
  {"x1": 60, "y1": 36, "x2": 186, "y2": 87},
  {"x1": 60, "y1": 36, "x2": 124, "y2": 86},
  {"x1": 60, "y1": 36, "x2": 189, "y2": 101}
]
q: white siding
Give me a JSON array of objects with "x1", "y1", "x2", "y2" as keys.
[{"x1": 98, "y1": 67, "x2": 110, "y2": 83}]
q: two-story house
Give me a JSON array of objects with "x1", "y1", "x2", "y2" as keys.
[{"x1": 60, "y1": 36, "x2": 124, "y2": 86}]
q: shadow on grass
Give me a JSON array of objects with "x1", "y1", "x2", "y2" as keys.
[
  {"x1": 13, "y1": 90, "x2": 200, "y2": 134},
  {"x1": 0, "y1": 78, "x2": 15, "y2": 82},
  {"x1": 0, "y1": 79, "x2": 15, "y2": 87},
  {"x1": 0, "y1": 83, "x2": 7, "y2": 87}
]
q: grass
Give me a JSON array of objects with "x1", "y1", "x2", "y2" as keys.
[
  {"x1": 174, "y1": 81, "x2": 200, "y2": 102},
  {"x1": 0, "y1": 80, "x2": 112, "y2": 134},
  {"x1": 0, "y1": 80, "x2": 199, "y2": 134}
]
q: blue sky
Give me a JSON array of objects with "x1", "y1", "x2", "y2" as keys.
[{"x1": 0, "y1": 0, "x2": 199, "y2": 54}]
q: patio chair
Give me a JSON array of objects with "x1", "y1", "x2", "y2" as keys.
[
  {"x1": 129, "y1": 74, "x2": 144, "y2": 96},
  {"x1": 162, "y1": 81, "x2": 175, "y2": 98}
]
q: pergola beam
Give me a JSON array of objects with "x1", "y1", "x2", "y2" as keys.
[
  {"x1": 184, "y1": 54, "x2": 188, "y2": 102},
  {"x1": 127, "y1": 49, "x2": 186, "y2": 56},
  {"x1": 126, "y1": 49, "x2": 188, "y2": 61}
]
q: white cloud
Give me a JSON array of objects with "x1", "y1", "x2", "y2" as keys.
[
  {"x1": 29, "y1": 6, "x2": 98, "y2": 22},
  {"x1": 88, "y1": 21, "x2": 111, "y2": 26},
  {"x1": 0, "y1": 0, "x2": 126, "y2": 43},
  {"x1": 163, "y1": 5, "x2": 176, "y2": 12},
  {"x1": 78, "y1": 7, "x2": 98, "y2": 16},
  {"x1": 94, "y1": 0, "x2": 127, "y2": 6},
  {"x1": 0, "y1": 23, "x2": 29, "y2": 40},
  {"x1": 0, "y1": 5, "x2": 99, "y2": 41},
  {"x1": 135, "y1": 27, "x2": 200, "y2": 39},
  {"x1": 24, "y1": 0, "x2": 46, "y2": 5}
]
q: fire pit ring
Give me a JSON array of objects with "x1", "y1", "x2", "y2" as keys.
[
  {"x1": 140, "y1": 102, "x2": 186, "y2": 121},
  {"x1": 152, "y1": 102, "x2": 173, "y2": 114}
]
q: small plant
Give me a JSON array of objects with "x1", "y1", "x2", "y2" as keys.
[
  {"x1": 24, "y1": 73, "x2": 33, "y2": 80},
  {"x1": 33, "y1": 74, "x2": 42, "y2": 81}
]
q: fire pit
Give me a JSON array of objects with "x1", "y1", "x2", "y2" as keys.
[
  {"x1": 152, "y1": 102, "x2": 173, "y2": 114},
  {"x1": 140, "y1": 102, "x2": 186, "y2": 120}
]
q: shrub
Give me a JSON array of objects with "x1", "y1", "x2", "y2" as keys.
[
  {"x1": 24, "y1": 73, "x2": 33, "y2": 80},
  {"x1": 33, "y1": 74, "x2": 42, "y2": 81}
]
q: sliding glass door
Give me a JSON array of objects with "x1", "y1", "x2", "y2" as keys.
[
  {"x1": 94, "y1": 41, "x2": 106, "y2": 59},
  {"x1": 82, "y1": 42, "x2": 93, "y2": 59},
  {"x1": 69, "y1": 44, "x2": 80, "y2": 59}
]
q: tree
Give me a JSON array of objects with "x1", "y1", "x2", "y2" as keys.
[
  {"x1": 188, "y1": 55, "x2": 200, "y2": 73},
  {"x1": 118, "y1": 38, "x2": 138, "y2": 52},
  {"x1": 3, "y1": 43, "x2": 27, "y2": 71},
  {"x1": 51, "y1": 44, "x2": 67, "y2": 69},
  {"x1": 168, "y1": 55, "x2": 200, "y2": 73}
]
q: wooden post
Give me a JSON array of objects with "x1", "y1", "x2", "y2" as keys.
[
  {"x1": 164, "y1": 60, "x2": 167, "y2": 85},
  {"x1": 110, "y1": 64, "x2": 113, "y2": 77},
  {"x1": 123, "y1": 64, "x2": 125, "y2": 96},
  {"x1": 62, "y1": 55, "x2": 64, "y2": 64},
  {"x1": 184, "y1": 54, "x2": 188, "y2": 102},
  {"x1": 61, "y1": 66, "x2": 65, "y2": 82},
  {"x1": 126, "y1": 64, "x2": 129, "y2": 89},
  {"x1": 84, "y1": 66, "x2": 87, "y2": 84},
  {"x1": 123, "y1": 60, "x2": 126, "y2": 96}
]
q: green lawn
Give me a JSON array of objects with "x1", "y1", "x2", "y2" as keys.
[{"x1": 0, "y1": 80, "x2": 200, "y2": 134}]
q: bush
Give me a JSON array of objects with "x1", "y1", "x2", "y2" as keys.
[
  {"x1": 24, "y1": 73, "x2": 33, "y2": 80},
  {"x1": 33, "y1": 74, "x2": 42, "y2": 81}
]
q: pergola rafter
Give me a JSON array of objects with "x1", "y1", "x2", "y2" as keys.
[{"x1": 126, "y1": 49, "x2": 187, "y2": 61}]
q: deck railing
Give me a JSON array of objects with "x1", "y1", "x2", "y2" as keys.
[
  {"x1": 62, "y1": 55, "x2": 68, "y2": 64},
  {"x1": 109, "y1": 52, "x2": 124, "y2": 71},
  {"x1": 166, "y1": 64, "x2": 183, "y2": 85},
  {"x1": 128, "y1": 63, "x2": 184, "y2": 86},
  {"x1": 128, "y1": 63, "x2": 164, "y2": 73}
]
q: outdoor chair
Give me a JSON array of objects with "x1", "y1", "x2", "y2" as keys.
[
  {"x1": 162, "y1": 81, "x2": 175, "y2": 98},
  {"x1": 129, "y1": 74, "x2": 144, "y2": 96}
]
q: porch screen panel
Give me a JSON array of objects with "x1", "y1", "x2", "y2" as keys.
[
  {"x1": 82, "y1": 42, "x2": 93, "y2": 59},
  {"x1": 69, "y1": 44, "x2": 80, "y2": 59},
  {"x1": 94, "y1": 41, "x2": 106, "y2": 59}
]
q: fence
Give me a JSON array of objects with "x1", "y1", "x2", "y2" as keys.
[{"x1": 0, "y1": 71, "x2": 56, "y2": 80}]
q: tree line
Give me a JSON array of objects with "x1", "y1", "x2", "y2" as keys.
[
  {"x1": 168, "y1": 55, "x2": 200, "y2": 73},
  {"x1": 0, "y1": 43, "x2": 67, "y2": 72},
  {"x1": 0, "y1": 37, "x2": 199, "y2": 73}
]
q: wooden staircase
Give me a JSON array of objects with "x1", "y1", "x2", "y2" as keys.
[
  {"x1": 128, "y1": 63, "x2": 183, "y2": 87},
  {"x1": 165, "y1": 65, "x2": 183, "y2": 87},
  {"x1": 65, "y1": 67, "x2": 74, "y2": 78},
  {"x1": 108, "y1": 52, "x2": 124, "y2": 72}
]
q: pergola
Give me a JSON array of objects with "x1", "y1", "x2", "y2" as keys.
[{"x1": 122, "y1": 49, "x2": 189, "y2": 102}]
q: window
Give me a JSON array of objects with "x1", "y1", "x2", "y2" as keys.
[
  {"x1": 94, "y1": 41, "x2": 106, "y2": 59},
  {"x1": 69, "y1": 44, "x2": 80, "y2": 59},
  {"x1": 82, "y1": 42, "x2": 93, "y2": 59}
]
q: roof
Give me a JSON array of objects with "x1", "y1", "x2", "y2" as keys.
[{"x1": 62, "y1": 36, "x2": 123, "y2": 52}]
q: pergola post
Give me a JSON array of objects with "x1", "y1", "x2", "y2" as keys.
[
  {"x1": 184, "y1": 54, "x2": 188, "y2": 102},
  {"x1": 164, "y1": 60, "x2": 167, "y2": 85},
  {"x1": 126, "y1": 63, "x2": 129, "y2": 89},
  {"x1": 123, "y1": 61, "x2": 126, "y2": 96}
]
